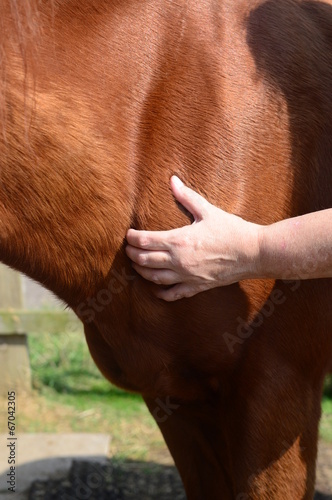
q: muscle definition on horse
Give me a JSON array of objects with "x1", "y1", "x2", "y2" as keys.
[{"x1": 0, "y1": 1, "x2": 332, "y2": 498}]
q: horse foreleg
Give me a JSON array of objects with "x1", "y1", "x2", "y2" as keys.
[
  {"x1": 144, "y1": 395, "x2": 235, "y2": 499},
  {"x1": 229, "y1": 365, "x2": 321, "y2": 499}
]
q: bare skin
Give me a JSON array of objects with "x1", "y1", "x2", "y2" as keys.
[{"x1": 126, "y1": 176, "x2": 332, "y2": 301}]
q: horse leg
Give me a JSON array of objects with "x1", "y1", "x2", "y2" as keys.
[
  {"x1": 145, "y1": 365, "x2": 321, "y2": 500},
  {"x1": 144, "y1": 396, "x2": 235, "y2": 499},
  {"x1": 229, "y1": 360, "x2": 322, "y2": 499}
]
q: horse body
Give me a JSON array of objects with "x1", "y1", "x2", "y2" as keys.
[{"x1": 1, "y1": 0, "x2": 332, "y2": 497}]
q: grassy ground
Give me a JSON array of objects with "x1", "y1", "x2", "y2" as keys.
[{"x1": 12, "y1": 331, "x2": 332, "y2": 461}]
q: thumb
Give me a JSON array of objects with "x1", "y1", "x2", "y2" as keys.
[{"x1": 171, "y1": 176, "x2": 210, "y2": 221}]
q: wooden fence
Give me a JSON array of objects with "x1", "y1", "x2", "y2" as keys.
[{"x1": 0, "y1": 264, "x2": 82, "y2": 396}]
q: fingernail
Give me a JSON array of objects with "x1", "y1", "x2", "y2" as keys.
[{"x1": 172, "y1": 176, "x2": 184, "y2": 188}]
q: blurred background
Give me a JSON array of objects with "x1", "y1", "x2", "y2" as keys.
[{"x1": 0, "y1": 266, "x2": 166, "y2": 462}]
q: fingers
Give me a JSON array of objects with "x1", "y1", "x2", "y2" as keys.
[
  {"x1": 155, "y1": 283, "x2": 203, "y2": 301},
  {"x1": 125, "y1": 176, "x2": 210, "y2": 252},
  {"x1": 131, "y1": 264, "x2": 180, "y2": 285},
  {"x1": 170, "y1": 176, "x2": 210, "y2": 221},
  {"x1": 125, "y1": 244, "x2": 172, "y2": 269},
  {"x1": 126, "y1": 228, "x2": 175, "y2": 251}
]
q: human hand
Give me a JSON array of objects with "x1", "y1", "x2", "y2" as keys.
[{"x1": 126, "y1": 176, "x2": 262, "y2": 301}]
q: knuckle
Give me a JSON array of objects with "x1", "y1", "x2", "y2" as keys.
[
  {"x1": 193, "y1": 237, "x2": 203, "y2": 252},
  {"x1": 175, "y1": 253, "x2": 193, "y2": 274},
  {"x1": 163, "y1": 294, "x2": 175, "y2": 302},
  {"x1": 136, "y1": 253, "x2": 147, "y2": 266},
  {"x1": 182, "y1": 288, "x2": 195, "y2": 299},
  {"x1": 172, "y1": 234, "x2": 188, "y2": 249},
  {"x1": 182, "y1": 235, "x2": 190, "y2": 247},
  {"x1": 173, "y1": 258, "x2": 187, "y2": 275},
  {"x1": 161, "y1": 254, "x2": 169, "y2": 264},
  {"x1": 137, "y1": 235, "x2": 150, "y2": 249},
  {"x1": 177, "y1": 260, "x2": 188, "y2": 273}
]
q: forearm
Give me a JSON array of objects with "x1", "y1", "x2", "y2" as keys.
[{"x1": 257, "y1": 209, "x2": 332, "y2": 280}]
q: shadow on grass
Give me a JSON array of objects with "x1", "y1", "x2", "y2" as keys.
[{"x1": 324, "y1": 375, "x2": 332, "y2": 399}]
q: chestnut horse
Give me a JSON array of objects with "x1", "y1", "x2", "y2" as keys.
[{"x1": 1, "y1": 0, "x2": 332, "y2": 498}]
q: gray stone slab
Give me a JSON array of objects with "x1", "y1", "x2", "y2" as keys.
[{"x1": 0, "y1": 433, "x2": 110, "y2": 496}]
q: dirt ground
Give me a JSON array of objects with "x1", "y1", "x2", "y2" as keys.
[
  {"x1": 316, "y1": 441, "x2": 332, "y2": 497},
  {"x1": 2, "y1": 394, "x2": 331, "y2": 498},
  {"x1": 28, "y1": 449, "x2": 332, "y2": 499}
]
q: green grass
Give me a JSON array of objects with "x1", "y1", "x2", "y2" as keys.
[
  {"x1": 321, "y1": 396, "x2": 332, "y2": 442},
  {"x1": 28, "y1": 329, "x2": 148, "y2": 416},
  {"x1": 29, "y1": 330, "x2": 114, "y2": 394},
  {"x1": 320, "y1": 375, "x2": 332, "y2": 442}
]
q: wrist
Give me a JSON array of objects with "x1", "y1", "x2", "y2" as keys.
[
  {"x1": 245, "y1": 222, "x2": 265, "y2": 280},
  {"x1": 255, "y1": 222, "x2": 282, "y2": 280}
]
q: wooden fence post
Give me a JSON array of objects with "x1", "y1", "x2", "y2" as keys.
[
  {"x1": 0, "y1": 265, "x2": 31, "y2": 396},
  {"x1": 0, "y1": 264, "x2": 82, "y2": 397}
]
